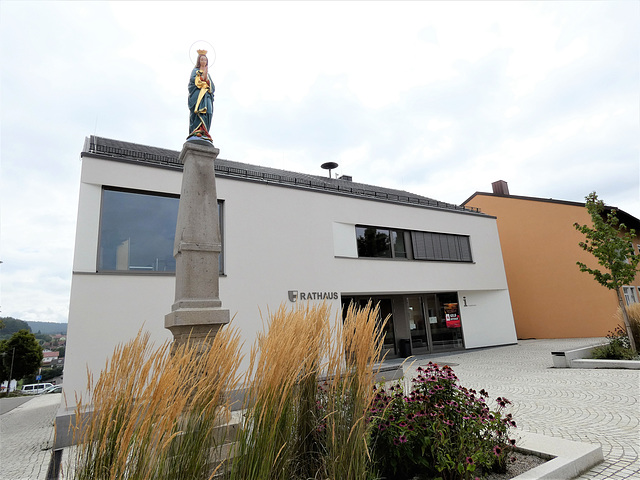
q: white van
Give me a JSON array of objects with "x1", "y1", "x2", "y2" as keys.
[{"x1": 21, "y1": 383, "x2": 53, "y2": 395}]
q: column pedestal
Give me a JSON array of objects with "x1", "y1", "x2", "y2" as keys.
[{"x1": 165, "y1": 141, "x2": 229, "y2": 347}]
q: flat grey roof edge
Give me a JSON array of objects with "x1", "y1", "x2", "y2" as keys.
[{"x1": 82, "y1": 135, "x2": 486, "y2": 217}]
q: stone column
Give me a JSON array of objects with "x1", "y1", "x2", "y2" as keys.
[{"x1": 165, "y1": 141, "x2": 230, "y2": 346}]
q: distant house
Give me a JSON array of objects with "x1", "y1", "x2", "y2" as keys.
[
  {"x1": 462, "y1": 181, "x2": 640, "y2": 339},
  {"x1": 42, "y1": 350, "x2": 60, "y2": 365}
]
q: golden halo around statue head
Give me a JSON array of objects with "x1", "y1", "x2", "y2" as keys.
[{"x1": 189, "y1": 40, "x2": 216, "y2": 66}]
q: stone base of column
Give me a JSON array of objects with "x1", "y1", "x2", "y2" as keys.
[{"x1": 165, "y1": 307, "x2": 230, "y2": 346}]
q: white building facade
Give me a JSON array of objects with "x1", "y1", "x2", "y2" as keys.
[{"x1": 61, "y1": 136, "x2": 517, "y2": 425}]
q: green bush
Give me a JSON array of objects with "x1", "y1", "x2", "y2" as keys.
[{"x1": 592, "y1": 325, "x2": 636, "y2": 360}]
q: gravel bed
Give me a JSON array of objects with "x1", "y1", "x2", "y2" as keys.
[
  {"x1": 483, "y1": 451, "x2": 547, "y2": 479},
  {"x1": 406, "y1": 451, "x2": 547, "y2": 479}
]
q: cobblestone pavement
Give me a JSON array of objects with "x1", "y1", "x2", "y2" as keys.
[
  {"x1": 402, "y1": 338, "x2": 640, "y2": 480},
  {"x1": 0, "y1": 393, "x2": 60, "y2": 480}
]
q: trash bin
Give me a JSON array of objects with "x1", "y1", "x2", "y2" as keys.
[{"x1": 398, "y1": 339, "x2": 412, "y2": 358}]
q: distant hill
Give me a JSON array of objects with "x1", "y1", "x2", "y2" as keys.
[
  {"x1": 27, "y1": 321, "x2": 68, "y2": 335},
  {"x1": 0, "y1": 317, "x2": 30, "y2": 335}
]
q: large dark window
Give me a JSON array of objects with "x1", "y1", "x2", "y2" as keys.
[
  {"x1": 356, "y1": 226, "x2": 407, "y2": 258},
  {"x1": 98, "y1": 188, "x2": 224, "y2": 273}
]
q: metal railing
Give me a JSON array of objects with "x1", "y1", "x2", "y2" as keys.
[{"x1": 88, "y1": 139, "x2": 480, "y2": 214}]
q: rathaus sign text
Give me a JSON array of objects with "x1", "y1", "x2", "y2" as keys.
[{"x1": 288, "y1": 290, "x2": 339, "y2": 302}]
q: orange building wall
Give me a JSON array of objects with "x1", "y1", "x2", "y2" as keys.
[{"x1": 464, "y1": 194, "x2": 639, "y2": 339}]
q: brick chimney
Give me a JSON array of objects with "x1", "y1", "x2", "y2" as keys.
[{"x1": 492, "y1": 180, "x2": 510, "y2": 196}]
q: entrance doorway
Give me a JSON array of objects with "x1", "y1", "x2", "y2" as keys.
[
  {"x1": 406, "y1": 292, "x2": 464, "y2": 354},
  {"x1": 407, "y1": 296, "x2": 429, "y2": 353},
  {"x1": 341, "y1": 292, "x2": 464, "y2": 357},
  {"x1": 428, "y1": 292, "x2": 464, "y2": 352}
]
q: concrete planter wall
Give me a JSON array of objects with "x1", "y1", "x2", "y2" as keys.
[{"x1": 551, "y1": 345, "x2": 640, "y2": 369}]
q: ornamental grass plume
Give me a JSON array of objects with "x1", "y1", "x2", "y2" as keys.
[
  {"x1": 615, "y1": 304, "x2": 640, "y2": 349},
  {"x1": 227, "y1": 300, "x2": 387, "y2": 480},
  {"x1": 71, "y1": 326, "x2": 242, "y2": 480},
  {"x1": 246, "y1": 303, "x2": 325, "y2": 478},
  {"x1": 228, "y1": 302, "x2": 331, "y2": 480},
  {"x1": 321, "y1": 301, "x2": 386, "y2": 480}
]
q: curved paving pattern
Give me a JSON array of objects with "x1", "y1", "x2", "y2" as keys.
[{"x1": 404, "y1": 338, "x2": 640, "y2": 479}]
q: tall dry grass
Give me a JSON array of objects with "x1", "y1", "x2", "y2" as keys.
[
  {"x1": 227, "y1": 300, "x2": 386, "y2": 480},
  {"x1": 617, "y1": 303, "x2": 640, "y2": 347},
  {"x1": 71, "y1": 326, "x2": 242, "y2": 480},
  {"x1": 321, "y1": 301, "x2": 386, "y2": 480},
  {"x1": 227, "y1": 302, "x2": 330, "y2": 480}
]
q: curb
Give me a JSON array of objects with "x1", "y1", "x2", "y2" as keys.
[
  {"x1": 514, "y1": 431, "x2": 604, "y2": 479},
  {"x1": 50, "y1": 430, "x2": 604, "y2": 480}
]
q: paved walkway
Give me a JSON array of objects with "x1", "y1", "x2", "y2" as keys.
[
  {"x1": 1, "y1": 339, "x2": 638, "y2": 479},
  {"x1": 401, "y1": 338, "x2": 640, "y2": 480},
  {"x1": 0, "y1": 393, "x2": 60, "y2": 480}
]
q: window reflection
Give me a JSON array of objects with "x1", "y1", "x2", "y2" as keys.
[
  {"x1": 356, "y1": 226, "x2": 391, "y2": 258},
  {"x1": 99, "y1": 189, "x2": 179, "y2": 272}
]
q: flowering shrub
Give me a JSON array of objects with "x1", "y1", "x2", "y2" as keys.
[
  {"x1": 592, "y1": 325, "x2": 637, "y2": 360},
  {"x1": 369, "y1": 362, "x2": 516, "y2": 480}
]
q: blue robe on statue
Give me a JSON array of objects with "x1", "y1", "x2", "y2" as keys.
[{"x1": 188, "y1": 67, "x2": 215, "y2": 138}]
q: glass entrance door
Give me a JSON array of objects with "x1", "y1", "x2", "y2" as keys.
[
  {"x1": 407, "y1": 296, "x2": 429, "y2": 353},
  {"x1": 427, "y1": 293, "x2": 464, "y2": 351}
]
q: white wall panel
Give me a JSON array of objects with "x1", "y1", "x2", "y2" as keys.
[{"x1": 333, "y1": 222, "x2": 358, "y2": 258}]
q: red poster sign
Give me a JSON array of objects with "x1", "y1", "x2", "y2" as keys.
[{"x1": 444, "y1": 303, "x2": 461, "y2": 328}]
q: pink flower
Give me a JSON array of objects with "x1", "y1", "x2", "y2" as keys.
[{"x1": 393, "y1": 435, "x2": 408, "y2": 445}]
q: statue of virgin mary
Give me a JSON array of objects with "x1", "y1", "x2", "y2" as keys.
[{"x1": 188, "y1": 49, "x2": 215, "y2": 141}]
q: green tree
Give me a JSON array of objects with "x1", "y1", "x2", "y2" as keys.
[
  {"x1": 0, "y1": 330, "x2": 43, "y2": 382},
  {"x1": 574, "y1": 192, "x2": 640, "y2": 352}
]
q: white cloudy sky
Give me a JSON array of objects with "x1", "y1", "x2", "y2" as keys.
[{"x1": 1, "y1": 1, "x2": 638, "y2": 324}]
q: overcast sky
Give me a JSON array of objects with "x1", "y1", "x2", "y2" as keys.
[{"x1": 1, "y1": 1, "x2": 638, "y2": 324}]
